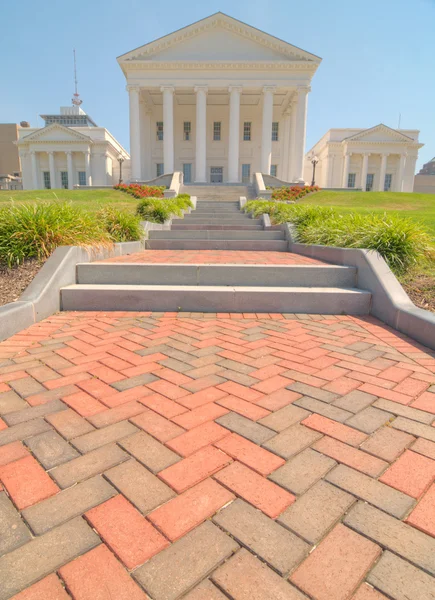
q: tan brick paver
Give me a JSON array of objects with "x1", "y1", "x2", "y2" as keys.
[{"x1": 0, "y1": 311, "x2": 434, "y2": 598}]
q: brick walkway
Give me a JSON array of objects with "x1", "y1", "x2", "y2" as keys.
[
  {"x1": 0, "y1": 312, "x2": 434, "y2": 599},
  {"x1": 102, "y1": 250, "x2": 325, "y2": 265}
]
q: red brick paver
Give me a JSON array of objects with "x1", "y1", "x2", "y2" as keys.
[
  {"x1": 101, "y1": 249, "x2": 325, "y2": 265},
  {"x1": 0, "y1": 311, "x2": 435, "y2": 598}
]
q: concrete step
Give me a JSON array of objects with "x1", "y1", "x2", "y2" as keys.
[
  {"x1": 184, "y1": 213, "x2": 261, "y2": 223},
  {"x1": 148, "y1": 230, "x2": 285, "y2": 240},
  {"x1": 77, "y1": 263, "x2": 357, "y2": 288},
  {"x1": 61, "y1": 284, "x2": 371, "y2": 314},
  {"x1": 184, "y1": 212, "x2": 249, "y2": 218},
  {"x1": 179, "y1": 220, "x2": 262, "y2": 226},
  {"x1": 172, "y1": 224, "x2": 263, "y2": 231},
  {"x1": 192, "y1": 208, "x2": 242, "y2": 213},
  {"x1": 144, "y1": 240, "x2": 289, "y2": 251}
]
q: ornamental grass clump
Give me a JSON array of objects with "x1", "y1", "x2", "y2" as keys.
[
  {"x1": 136, "y1": 195, "x2": 193, "y2": 224},
  {"x1": 244, "y1": 200, "x2": 434, "y2": 274},
  {"x1": 299, "y1": 212, "x2": 434, "y2": 274},
  {"x1": 97, "y1": 207, "x2": 143, "y2": 242},
  {"x1": 0, "y1": 201, "x2": 111, "y2": 267}
]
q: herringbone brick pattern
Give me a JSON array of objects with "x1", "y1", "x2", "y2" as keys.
[
  {"x1": 0, "y1": 311, "x2": 434, "y2": 599},
  {"x1": 102, "y1": 249, "x2": 325, "y2": 264}
]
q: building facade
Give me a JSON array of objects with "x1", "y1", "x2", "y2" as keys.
[
  {"x1": 17, "y1": 106, "x2": 129, "y2": 190},
  {"x1": 304, "y1": 125, "x2": 422, "y2": 192},
  {"x1": 414, "y1": 157, "x2": 435, "y2": 194},
  {"x1": 118, "y1": 12, "x2": 321, "y2": 184},
  {"x1": 0, "y1": 123, "x2": 23, "y2": 189}
]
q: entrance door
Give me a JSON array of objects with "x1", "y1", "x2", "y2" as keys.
[
  {"x1": 183, "y1": 163, "x2": 192, "y2": 183},
  {"x1": 210, "y1": 167, "x2": 223, "y2": 183}
]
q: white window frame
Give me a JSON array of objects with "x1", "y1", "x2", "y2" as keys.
[
  {"x1": 270, "y1": 165, "x2": 278, "y2": 177},
  {"x1": 156, "y1": 121, "x2": 163, "y2": 141},
  {"x1": 43, "y1": 171, "x2": 51, "y2": 189},
  {"x1": 183, "y1": 163, "x2": 192, "y2": 183},
  {"x1": 156, "y1": 163, "x2": 164, "y2": 177},
  {"x1": 384, "y1": 173, "x2": 392, "y2": 191},
  {"x1": 60, "y1": 171, "x2": 68, "y2": 189},
  {"x1": 243, "y1": 122, "x2": 251, "y2": 141},
  {"x1": 183, "y1": 121, "x2": 191, "y2": 141},
  {"x1": 78, "y1": 171, "x2": 86, "y2": 186},
  {"x1": 347, "y1": 173, "x2": 356, "y2": 188},
  {"x1": 213, "y1": 121, "x2": 221, "y2": 141},
  {"x1": 366, "y1": 173, "x2": 374, "y2": 192},
  {"x1": 241, "y1": 164, "x2": 251, "y2": 183},
  {"x1": 272, "y1": 122, "x2": 279, "y2": 142}
]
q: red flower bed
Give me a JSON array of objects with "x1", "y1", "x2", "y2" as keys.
[
  {"x1": 271, "y1": 186, "x2": 320, "y2": 202},
  {"x1": 114, "y1": 183, "x2": 165, "y2": 199}
]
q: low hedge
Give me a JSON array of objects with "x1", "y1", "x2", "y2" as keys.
[
  {"x1": 244, "y1": 200, "x2": 434, "y2": 274},
  {"x1": 136, "y1": 195, "x2": 193, "y2": 224}
]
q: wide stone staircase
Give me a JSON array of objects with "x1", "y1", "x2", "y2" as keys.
[
  {"x1": 146, "y1": 202, "x2": 287, "y2": 251},
  {"x1": 180, "y1": 184, "x2": 256, "y2": 200},
  {"x1": 60, "y1": 200, "x2": 372, "y2": 314}
]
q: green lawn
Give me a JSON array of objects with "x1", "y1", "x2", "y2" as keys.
[
  {"x1": 2, "y1": 187, "x2": 435, "y2": 237},
  {"x1": 0, "y1": 189, "x2": 137, "y2": 213},
  {"x1": 301, "y1": 191, "x2": 435, "y2": 238}
]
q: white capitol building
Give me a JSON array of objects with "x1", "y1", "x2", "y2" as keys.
[{"x1": 18, "y1": 13, "x2": 422, "y2": 192}]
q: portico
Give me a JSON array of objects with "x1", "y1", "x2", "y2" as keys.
[
  {"x1": 305, "y1": 125, "x2": 423, "y2": 192},
  {"x1": 118, "y1": 13, "x2": 321, "y2": 184},
  {"x1": 17, "y1": 116, "x2": 129, "y2": 190}
]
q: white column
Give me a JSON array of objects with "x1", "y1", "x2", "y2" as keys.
[
  {"x1": 104, "y1": 153, "x2": 111, "y2": 184},
  {"x1": 161, "y1": 85, "x2": 174, "y2": 174},
  {"x1": 342, "y1": 152, "x2": 351, "y2": 188},
  {"x1": 323, "y1": 154, "x2": 334, "y2": 188},
  {"x1": 84, "y1": 150, "x2": 92, "y2": 186},
  {"x1": 195, "y1": 85, "x2": 208, "y2": 183},
  {"x1": 281, "y1": 110, "x2": 291, "y2": 181},
  {"x1": 228, "y1": 86, "x2": 242, "y2": 183},
  {"x1": 396, "y1": 153, "x2": 407, "y2": 192},
  {"x1": 378, "y1": 153, "x2": 388, "y2": 191},
  {"x1": 66, "y1": 151, "x2": 74, "y2": 189},
  {"x1": 288, "y1": 101, "x2": 297, "y2": 182},
  {"x1": 292, "y1": 85, "x2": 310, "y2": 181},
  {"x1": 48, "y1": 151, "x2": 56, "y2": 189},
  {"x1": 261, "y1": 86, "x2": 275, "y2": 174},
  {"x1": 360, "y1": 153, "x2": 369, "y2": 191},
  {"x1": 30, "y1": 151, "x2": 38, "y2": 189},
  {"x1": 128, "y1": 85, "x2": 141, "y2": 181}
]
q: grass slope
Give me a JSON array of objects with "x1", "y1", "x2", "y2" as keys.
[
  {"x1": 301, "y1": 191, "x2": 435, "y2": 237},
  {"x1": 0, "y1": 189, "x2": 137, "y2": 213}
]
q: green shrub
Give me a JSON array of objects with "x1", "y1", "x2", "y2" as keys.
[
  {"x1": 0, "y1": 202, "x2": 110, "y2": 267},
  {"x1": 97, "y1": 207, "x2": 142, "y2": 242}
]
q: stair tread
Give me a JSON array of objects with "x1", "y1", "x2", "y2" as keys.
[{"x1": 64, "y1": 284, "x2": 369, "y2": 294}]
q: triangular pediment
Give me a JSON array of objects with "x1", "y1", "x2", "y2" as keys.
[
  {"x1": 344, "y1": 124, "x2": 414, "y2": 144},
  {"x1": 118, "y1": 12, "x2": 321, "y2": 64},
  {"x1": 18, "y1": 123, "x2": 92, "y2": 144}
]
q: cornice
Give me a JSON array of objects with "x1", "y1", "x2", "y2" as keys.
[
  {"x1": 120, "y1": 16, "x2": 320, "y2": 63},
  {"x1": 122, "y1": 61, "x2": 318, "y2": 72}
]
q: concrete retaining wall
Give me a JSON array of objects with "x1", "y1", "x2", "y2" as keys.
[
  {"x1": 289, "y1": 239, "x2": 435, "y2": 351},
  {"x1": 0, "y1": 241, "x2": 142, "y2": 342}
]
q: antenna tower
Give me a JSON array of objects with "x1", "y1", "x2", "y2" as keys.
[{"x1": 72, "y1": 49, "x2": 83, "y2": 106}]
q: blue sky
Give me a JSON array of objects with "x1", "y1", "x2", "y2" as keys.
[{"x1": 2, "y1": 0, "x2": 434, "y2": 170}]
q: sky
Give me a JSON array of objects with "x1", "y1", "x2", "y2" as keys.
[{"x1": 1, "y1": 0, "x2": 434, "y2": 171}]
